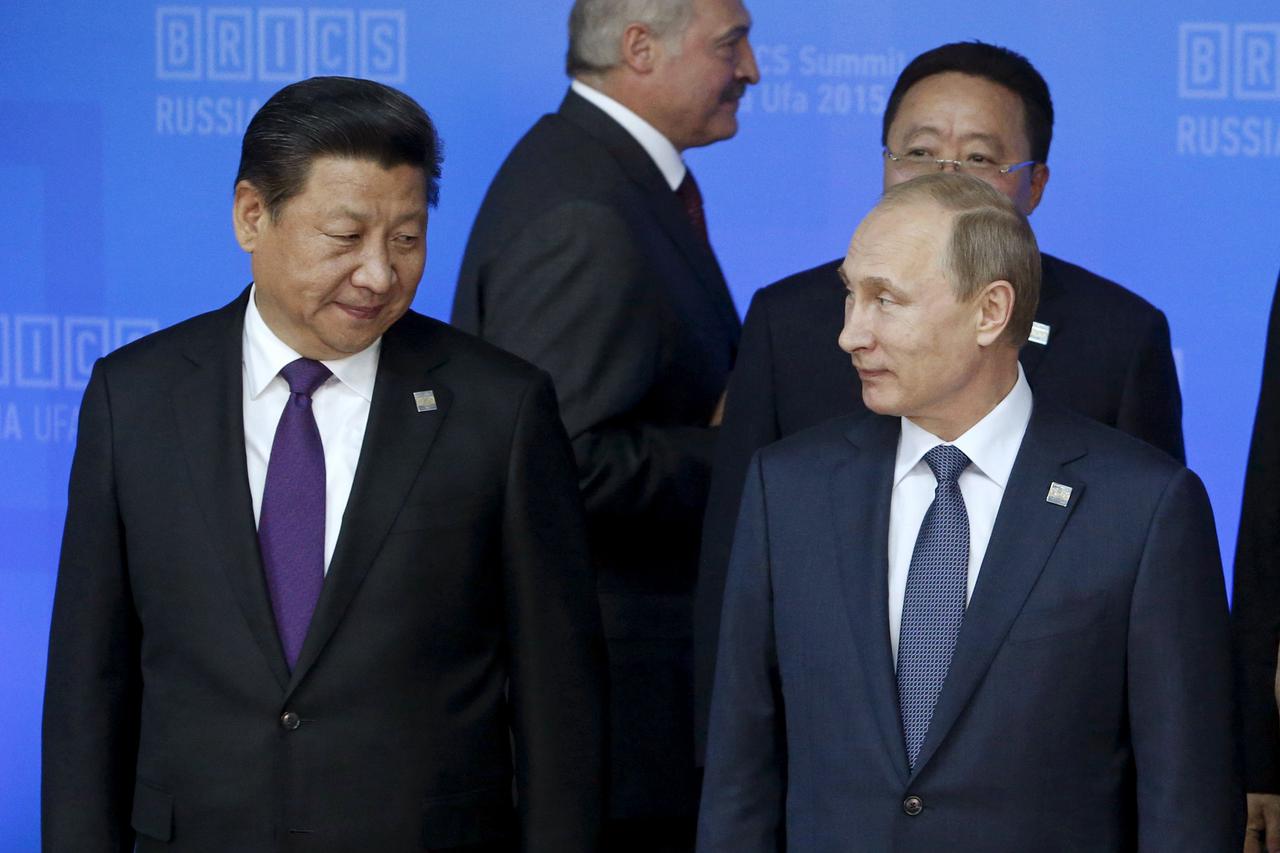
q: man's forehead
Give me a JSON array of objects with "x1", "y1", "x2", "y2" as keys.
[
  {"x1": 694, "y1": 0, "x2": 752, "y2": 33},
  {"x1": 846, "y1": 202, "x2": 951, "y2": 273},
  {"x1": 889, "y1": 72, "x2": 1027, "y2": 142}
]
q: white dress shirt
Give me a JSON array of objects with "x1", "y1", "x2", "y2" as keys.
[
  {"x1": 242, "y1": 287, "x2": 379, "y2": 573},
  {"x1": 571, "y1": 79, "x2": 686, "y2": 191},
  {"x1": 887, "y1": 365, "x2": 1033, "y2": 662}
]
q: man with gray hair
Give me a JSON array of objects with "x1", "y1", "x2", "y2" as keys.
[
  {"x1": 698, "y1": 173, "x2": 1241, "y2": 851},
  {"x1": 453, "y1": 1, "x2": 758, "y2": 849}
]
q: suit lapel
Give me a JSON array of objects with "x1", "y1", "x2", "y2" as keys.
[
  {"x1": 172, "y1": 289, "x2": 291, "y2": 690},
  {"x1": 831, "y1": 415, "x2": 910, "y2": 784},
  {"x1": 557, "y1": 90, "x2": 741, "y2": 337},
  {"x1": 908, "y1": 402, "x2": 1086, "y2": 778},
  {"x1": 1017, "y1": 254, "x2": 1068, "y2": 380},
  {"x1": 285, "y1": 317, "x2": 451, "y2": 696}
]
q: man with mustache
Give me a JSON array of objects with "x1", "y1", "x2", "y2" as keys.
[{"x1": 453, "y1": 1, "x2": 758, "y2": 849}]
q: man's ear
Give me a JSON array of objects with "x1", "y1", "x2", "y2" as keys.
[
  {"x1": 232, "y1": 181, "x2": 268, "y2": 253},
  {"x1": 974, "y1": 279, "x2": 1015, "y2": 347},
  {"x1": 1022, "y1": 163, "x2": 1050, "y2": 215},
  {"x1": 619, "y1": 22, "x2": 659, "y2": 74}
]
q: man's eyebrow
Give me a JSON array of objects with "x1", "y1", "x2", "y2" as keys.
[
  {"x1": 955, "y1": 131, "x2": 1005, "y2": 150},
  {"x1": 859, "y1": 275, "x2": 895, "y2": 291},
  {"x1": 837, "y1": 266, "x2": 852, "y2": 289},
  {"x1": 715, "y1": 23, "x2": 750, "y2": 43},
  {"x1": 326, "y1": 207, "x2": 425, "y2": 226},
  {"x1": 900, "y1": 127, "x2": 1007, "y2": 152},
  {"x1": 328, "y1": 206, "x2": 369, "y2": 222},
  {"x1": 900, "y1": 125, "x2": 942, "y2": 142}
]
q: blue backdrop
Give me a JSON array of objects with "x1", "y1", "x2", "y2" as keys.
[{"x1": 2, "y1": 1, "x2": 1278, "y2": 845}]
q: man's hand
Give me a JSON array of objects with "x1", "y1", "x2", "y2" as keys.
[{"x1": 1246, "y1": 793, "x2": 1280, "y2": 852}]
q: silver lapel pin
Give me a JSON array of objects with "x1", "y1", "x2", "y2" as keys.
[
  {"x1": 1045, "y1": 481, "x2": 1072, "y2": 507},
  {"x1": 413, "y1": 390, "x2": 437, "y2": 413},
  {"x1": 1028, "y1": 321, "x2": 1051, "y2": 346}
]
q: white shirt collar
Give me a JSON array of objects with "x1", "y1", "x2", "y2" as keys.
[
  {"x1": 570, "y1": 79, "x2": 687, "y2": 191},
  {"x1": 893, "y1": 363, "x2": 1033, "y2": 489},
  {"x1": 243, "y1": 284, "x2": 380, "y2": 403}
]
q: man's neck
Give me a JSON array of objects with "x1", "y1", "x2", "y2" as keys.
[
  {"x1": 573, "y1": 73, "x2": 679, "y2": 151},
  {"x1": 907, "y1": 358, "x2": 1021, "y2": 442}
]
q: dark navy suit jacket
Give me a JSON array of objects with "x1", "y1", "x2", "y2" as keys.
[
  {"x1": 694, "y1": 254, "x2": 1185, "y2": 757},
  {"x1": 697, "y1": 401, "x2": 1240, "y2": 852}
]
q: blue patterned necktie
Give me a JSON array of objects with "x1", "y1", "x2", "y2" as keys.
[
  {"x1": 897, "y1": 444, "x2": 971, "y2": 770},
  {"x1": 258, "y1": 357, "x2": 331, "y2": 670}
]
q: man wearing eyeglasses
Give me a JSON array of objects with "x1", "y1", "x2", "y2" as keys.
[{"x1": 694, "y1": 41, "x2": 1186, "y2": 764}]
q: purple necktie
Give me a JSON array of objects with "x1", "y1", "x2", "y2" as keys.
[
  {"x1": 676, "y1": 169, "x2": 709, "y2": 246},
  {"x1": 258, "y1": 357, "x2": 331, "y2": 670}
]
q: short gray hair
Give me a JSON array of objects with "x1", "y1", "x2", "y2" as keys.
[
  {"x1": 567, "y1": 0, "x2": 694, "y2": 75},
  {"x1": 880, "y1": 173, "x2": 1041, "y2": 347}
]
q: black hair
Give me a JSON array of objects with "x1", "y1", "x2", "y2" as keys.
[
  {"x1": 236, "y1": 76, "x2": 443, "y2": 215},
  {"x1": 881, "y1": 41, "x2": 1054, "y2": 164}
]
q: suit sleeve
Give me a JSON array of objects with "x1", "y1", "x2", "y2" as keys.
[
  {"x1": 1233, "y1": 272, "x2": 1280, "y2": 793},
  {"x1": 502, "y1": 371, "x2": 607, "y2": 853},
  {"x1": 696, "y1": 453, "x2": 786, "y2": 853},
  {"x1": 694, "y1": 289, "x2": 782, "y2": 762},
  {"x1": 464, "y1": 199, "x2": 717, "y2": 525},
  {"x1": 1115, "y1": 307, "x2": 1185, "y2": 463},
  {"x1": 42, "y1": 361, "x2": 141, "y2": 852},
  {"x1": 1127, "y1": 467, "x2": 1243, "y2": 849}
]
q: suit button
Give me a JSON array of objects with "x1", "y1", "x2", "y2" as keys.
[
  {"x1": 902, "y1": 795, "x2": 923, "y2": 816},
  {"x1": 280, "y1": 711, "x2": 301, "y2": 731}
]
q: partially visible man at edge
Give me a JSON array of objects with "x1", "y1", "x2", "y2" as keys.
[
  {"x1": 43, "y1": 76, "x2": 606, "y2": 852},
  {"x1": 694, "y1": 41, "x2": 1185, "y2": 763},
  {"x1": 453, "y1": 1, "x2": 758, "y2": 850},
  {"x1": 1232, "y1": 269, "x2": 1280, "y2": 853}
]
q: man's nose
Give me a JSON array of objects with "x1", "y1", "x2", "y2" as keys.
[
  {"x1": 738, "y1": 38, "x2": 761, "y2": 85},
  {"x1": 352, "y1": 243, "x2": 394, "y2": 292},
  {"x1": 838, "y1": 299, "x2": 871, "y2": 354}
]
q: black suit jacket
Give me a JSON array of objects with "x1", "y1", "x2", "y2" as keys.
[
  {"x1": 1233, "y1": 270, "x2": 1280, "y2": 793},
  {"x1": 453, "y1": 89, "x2": 740, "y2": 817},
  {"x1": 698, "y1": 401, "x2": 1240, "y2": 850},
  {"x1": 42, "y1": 290, "x2": 606, "y2": 852},
  {"x1": 694, "y1": 253, "x2": 1184, "y2": 757}
]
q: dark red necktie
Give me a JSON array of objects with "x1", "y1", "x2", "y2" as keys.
[{"x1": 676, "y1": 169, "x2": 709, "y2": 246}]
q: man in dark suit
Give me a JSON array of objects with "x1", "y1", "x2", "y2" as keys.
[
  {"x1": 697, "y1": 172, "x2": 1240, "y2": 851},
  {"x1": 1233, "y1": 271, "x2": 1280, "y2": 852},
  {"x1": 693, "y1": 42, "x2": 1185, "y2": 757},
  {"x1": 452, "y1": 1, "x2": 757, "y2": 848},
  {"x1": 42, "y1": 77, "x2": 605, "y2": 852}
]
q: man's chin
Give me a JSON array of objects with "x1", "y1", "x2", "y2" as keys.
[{"x1": 860, "y1": 387, "x2": 901, "y2": 418}]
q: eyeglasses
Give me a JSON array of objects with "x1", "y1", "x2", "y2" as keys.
[{"x1": 883, "y1": 147, "x2": 1038, "y2": 178}]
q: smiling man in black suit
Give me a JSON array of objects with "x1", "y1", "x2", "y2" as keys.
[{"x1": 43, "y1": 76, "x2": 605, "y2": 852}]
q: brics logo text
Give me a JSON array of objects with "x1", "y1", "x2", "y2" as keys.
[
  {"x1": 0, "y1": 316, "x2": 159, "y2": 392},
  {"x1": 156, "y1": 7, "x2": 406, "y2": 83},
  {"x1": 1179, "y1": 23, "x2": 1280, "y2": 99}
]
